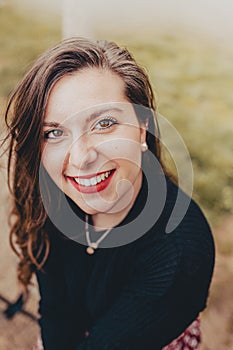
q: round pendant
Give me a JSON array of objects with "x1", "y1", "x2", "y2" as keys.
[{"x1": 86, "y1": 246, "x2": 95, "y2": 255}]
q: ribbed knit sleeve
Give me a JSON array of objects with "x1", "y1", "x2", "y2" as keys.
[
  {"x1": 75, "y1": 201, "x2": 215, "y2": 350},
  {"x1": 36, "y1": 240, "x2": 86, "y2": 350}
]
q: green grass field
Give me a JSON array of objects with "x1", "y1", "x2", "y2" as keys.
[
  {"x1": 127, "y1": 37, "x2": 233, "y2": 225},
  {"x1": 1, "y1": 4, "x2": 232, "y2": 226}
]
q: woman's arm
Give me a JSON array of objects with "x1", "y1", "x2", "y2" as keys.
[{"x1": 36, "y1": 244, "x2": 86, "y2": 350}]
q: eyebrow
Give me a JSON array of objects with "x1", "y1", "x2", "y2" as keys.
[
  {"x1": 87, "y1": 107, "x2": 124, "y2": 123},
  {"x1": 43, "y1": 107, "x2": 124, "y2": 128},
  {"x1": 43, "y1": 121, "x2": 61, "y2": 128}
]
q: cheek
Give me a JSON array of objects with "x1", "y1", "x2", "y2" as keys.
[
  {"x1": 100, "y1": 132, "x2": 141, "y2": 161},
  {"x1": 112, "y1": 142, "x2": 142, "y2": 164},
  {"x1": 41, "y1": 146, "x2": 67, "y2": 179}
]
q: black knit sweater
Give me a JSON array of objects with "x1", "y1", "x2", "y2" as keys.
[{"x1": 36, "y1": 175, "x2": 215, "y2": 350}]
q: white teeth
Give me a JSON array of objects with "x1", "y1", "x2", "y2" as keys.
[
  {"x1": 79, "y1": 178, "x2": 85, "y2": 185},
  {"x1": 73, "y1": 171, "x2": 112, "y2": 187},
  {"x1": 90, "y1": 177, "x2": 97, "y2": 186},
  {"x1": 84, "y1": 179, "x2": 90, "y2": 186}
]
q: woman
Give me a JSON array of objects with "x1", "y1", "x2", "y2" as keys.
[{"x1": 5, "y1": 37, "x2": 215, "y2": 349}]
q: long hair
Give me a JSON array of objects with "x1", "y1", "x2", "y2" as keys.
[{"x1": 5, "y1": 37, "x2": 162, "y2": 291}]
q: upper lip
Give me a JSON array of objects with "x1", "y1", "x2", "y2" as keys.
[{"x1": 66, "y1": 169, "x2": 115, "y2": 179}]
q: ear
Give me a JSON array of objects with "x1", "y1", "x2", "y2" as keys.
[{"x1": 139, "y1": 119, "x2": 148, "y2": 144}]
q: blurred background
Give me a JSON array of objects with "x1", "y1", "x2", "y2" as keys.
[{"x1": 0, "y1": 0, "x2": 233, "y2": 349}]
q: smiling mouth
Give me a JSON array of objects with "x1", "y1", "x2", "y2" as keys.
[
  {"x1": 67, "y1": 169, "x2": 116, "y2": 193},
  {"x1": 73, "y1": 170, "x2": 113, "y2": 187}
]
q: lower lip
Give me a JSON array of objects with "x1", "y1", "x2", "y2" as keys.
[{"x1": 68, "y1": 170, "x2": 116, "y2": 194}]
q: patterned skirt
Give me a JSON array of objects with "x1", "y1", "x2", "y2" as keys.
[
  {"x1": 33, "y1": 318, "x2": 201, "y2": 350},
  {"x1": 162, "y1": 319, "x2": 201, "y2": 350}
]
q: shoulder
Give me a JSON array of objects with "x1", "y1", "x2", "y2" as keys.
[
  {"x1": 134, "y1": 177, "x2": 215, "y2": 275},
  {"x1": 173, "y1": 196, "x2": 215, "y2": 277},
  {"x1": 127, "y1": 180, "x2": 215, "y2": 301},
  {"x1": 165, "y1": 179, "x2": 215, "y2": 262}
]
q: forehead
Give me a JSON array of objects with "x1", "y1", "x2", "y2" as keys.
[{"x1": 45, "y1": 68, "x2": 129, "y2": 124}]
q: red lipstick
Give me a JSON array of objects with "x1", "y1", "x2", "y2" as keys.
[{"x1": 67, "y1": 169, "x2": 115, "y2": 194}]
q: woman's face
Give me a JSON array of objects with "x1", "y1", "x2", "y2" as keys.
[{"x1": 42, "y1": 68, "x2": 147, "y2": 217}]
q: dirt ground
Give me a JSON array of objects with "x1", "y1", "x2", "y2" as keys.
[{"x1": 0, "y1": 159, "x2": 233, "y2": 350}]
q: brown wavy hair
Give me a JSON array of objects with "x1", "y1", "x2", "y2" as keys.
[{"x1": 4, "y1": 37, "x2": 163, "y2": 292}]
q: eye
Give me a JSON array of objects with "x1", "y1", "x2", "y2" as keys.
[
  {"x1": 44, "y1": 129, "x2": 64, "y2": 140},
  {"x1": 94, "y1": 117, "x2": 118, "y2": 131}
]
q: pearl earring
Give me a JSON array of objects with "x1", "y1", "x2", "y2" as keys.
[{"x1": 141, "y1": 142, "x2": 148, "y2": 152}]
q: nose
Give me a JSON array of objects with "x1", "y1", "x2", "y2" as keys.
[{"x1": 68, "y1": 134, "x2": 98, "y2": 169}]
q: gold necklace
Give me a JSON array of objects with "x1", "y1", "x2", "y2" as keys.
[{"x1": 85, "y1": 215, "x2": 113, "y2": 255}]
